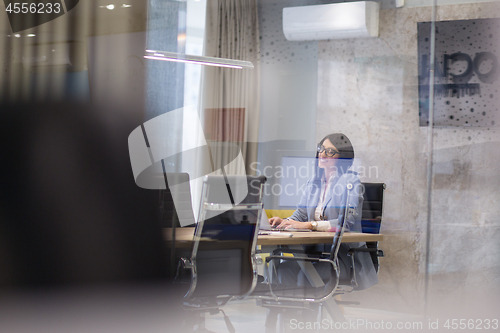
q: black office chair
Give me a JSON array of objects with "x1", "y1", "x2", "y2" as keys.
[
  {"x1": 178, "y1": 175, "x2": 266, "y2": 333},
  {"x1": 342, "y1": 182, "x2": 386, "y2": 290}
]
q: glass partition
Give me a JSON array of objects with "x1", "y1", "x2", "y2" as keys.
[
  {"x1": 422, "y1": 0, "x2": 500, "y2": 321},
  {"x1": 1, "y1": 0, "x2": 499, "y2": 331}
]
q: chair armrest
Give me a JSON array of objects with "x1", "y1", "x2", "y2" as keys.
[
  {"x1": 271, "y1": 248, "x2": 331, "y2": 258},
  {"x1": 271, "y1": 248, "x2": 306, "y2": 255},
  {"x1": 347, "y1": 247, "x2": 384, "y2": 257},
  {"x1": 174, "y1": 257, "x2": 193, "y2": 281},
  {"x1": 254, "y1": 254, "x2": 263, "y2": 265},
  {"x1": 179, "y1": 257, "x2": 194, "y2": 268},
  {"x1": 265, "y1": 255, "x2": 331, "y2": 264}
]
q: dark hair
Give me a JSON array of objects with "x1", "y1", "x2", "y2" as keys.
[{"x1": 314, "y1": 133, "x2": 355, "y2": 181}]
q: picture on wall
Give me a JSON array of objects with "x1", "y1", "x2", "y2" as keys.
[{"x1": 418, "y1": 18, "x2": 500, "y2": 127}]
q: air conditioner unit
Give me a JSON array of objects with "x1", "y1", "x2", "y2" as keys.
[{"x1": 283, "y1": 1, "x2": 380, "y2": 41}]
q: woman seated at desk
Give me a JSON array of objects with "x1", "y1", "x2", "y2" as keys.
[{"x1": 269, "y1": 133, "x2": 377, "y2": 290}]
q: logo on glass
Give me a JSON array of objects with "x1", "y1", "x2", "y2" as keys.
[
  {"x1": 4, "y1": 1, "x2": 80, "y2": 33},
  {"x1": 128, "y1": 106, "x2": 247, "y2": 226}
]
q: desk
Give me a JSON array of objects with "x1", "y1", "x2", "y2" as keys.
[
  {"x1": 163, "y1": 227, "x2": 383, "y2": 246},
  {"x1": 165, "y1": 227, "x2": 383, "y2": 323}
]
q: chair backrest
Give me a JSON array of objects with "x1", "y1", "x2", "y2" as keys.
[
  {"x1": 159, "y1": 173, "x2": 195, "y2": 228},
  {"x1": 360, "y1": 183, "x2": 386, "y2": 234},
  {"x1": 185, "y1": 175, "x2": 266, "y2": 301},
  {"x1": 360, "y1": 182, "x2": 385, "y2": 272}
]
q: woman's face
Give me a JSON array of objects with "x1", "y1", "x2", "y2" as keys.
[{"x1": 318, "y1": 138, "x2": 340, "y2": 171}]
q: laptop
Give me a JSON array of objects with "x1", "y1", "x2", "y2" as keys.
[{"x1": 259, "y1": 209, "x2": 311, "y2": 232}]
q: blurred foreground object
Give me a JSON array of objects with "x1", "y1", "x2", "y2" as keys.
[
  {"x1": 0, "y1": 102, "x2": 170, "y2": 287},
  {"x1": 0, "y1": 102, "x2": 184, "y2": 332}
]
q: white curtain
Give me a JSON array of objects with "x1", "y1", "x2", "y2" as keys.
[{"x1": 201, "y1": 0, "x2": 261, "y2": 175}]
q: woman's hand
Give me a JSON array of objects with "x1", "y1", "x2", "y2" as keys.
[
  {"x1": 273, "y1": 218, "x2": 312, "y2": 230},
  {"x1": 269, "y1": 217, "x2": 284, "y2": 227}
]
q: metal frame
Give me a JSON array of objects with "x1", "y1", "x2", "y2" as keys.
[
  {"x1": 251, "y1": 183, "x2": 354, "y2": 303},
  {"x1": 182, "y1": 176, "x2": 266, "y2": 304}
]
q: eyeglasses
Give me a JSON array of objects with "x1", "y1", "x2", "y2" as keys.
[{"x1": 317, "y1": 144, "x2": 340, "y2": 157}]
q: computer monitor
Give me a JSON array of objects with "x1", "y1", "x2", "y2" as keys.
[{"x1": 273, "y1": 150, "x2": 316, "y2": 209}]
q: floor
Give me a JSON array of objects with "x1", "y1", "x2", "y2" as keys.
[{"x1": 203, "y1": 298, "x2": 424, "y2": 333}]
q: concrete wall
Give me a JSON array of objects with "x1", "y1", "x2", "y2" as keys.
[
  {"x1": 257, "y1": 0, "x2": 320, "y2": 209},
  {"x1": 315, "y1": 2, "x2": 500, "y2": 316}
]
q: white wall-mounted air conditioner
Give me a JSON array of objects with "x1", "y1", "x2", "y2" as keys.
[{"x1": 283, "y1": 1, "x2": 380, "y2": 41}]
